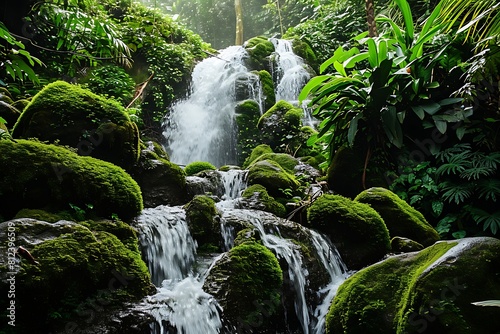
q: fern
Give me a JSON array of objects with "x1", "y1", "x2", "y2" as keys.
[
  {"x1": 439, "y1": 181, "x2": 473, "y2": 204},
  {"x1": 477, "y1": 179, "x2": 500, "y2": 201},
  {"x1": 436, "y1": 151, "x2": 469, "y2": 176},
  {"x1": 435, "y1": 143, "x2": 471, "y2": 162},
  {"x1": 468, "y1": 207, "x2": 500, "y2": 235}
]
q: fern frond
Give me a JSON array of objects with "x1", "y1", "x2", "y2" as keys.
[
  {"x1": 477, "y1": 179, "x2": 500, "y2": 201},
  {"x1": 439, "y1": 181, "x2": 473, "y2": 204},
  {"x1": 434, "y1": 143, "x2": 471, "y2": 162},
  {"x1": 469, "y1": 208, "x2": 500, "y2": 235},
  {"x1": 460, "y1": 165, "x2": 495, "y2": 180},
  {"x1": 481, "y1": 151, "x2": 500, "y2": 170}
]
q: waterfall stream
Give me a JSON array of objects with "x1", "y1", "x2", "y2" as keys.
[{"x1": 139, "y1": 39, "x2": 346, "y2": 333}]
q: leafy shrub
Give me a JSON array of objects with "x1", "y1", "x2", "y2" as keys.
[
  {"x1": 184, "y1": 161, "x2": 217, "y2": 176},
  {"x1": 84, "y1": 65, "x2": 136, "y2": 105}
]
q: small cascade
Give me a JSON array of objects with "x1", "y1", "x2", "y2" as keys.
[
  {"x1": 220, "y1": 169, "x2": 248, "y2": 201},
  {"x1": 137, "y1": 206, "x2": 197, "y2": 285},
  {"x1": 136, "y1": 206, "x2": 223, "y2": 334},
  {"x1": 164, "y1": 46, "x2": 260, "y2": 167},
  {"x1": 270, "y1": 38, "x2": 311, "y2": 104},
  {"x1": 219, "y1": 209, "x2": 348, "y2": 334}
]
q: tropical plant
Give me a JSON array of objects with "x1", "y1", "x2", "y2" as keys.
[
  {"x1": 434, "y1": 143, "x2": 500, "y2": 236},
  {"x1": 83, "y1": 64, "x2": 136, "y2": 105},
  {"x1": 0, "y1": 22, "x2": 43, "y2": 85},
  {"x1": 25, "y1": 2, "x2": 131, "y2": 77},
  {"x1": 299, "y1": 0, "x2": 469, "y2": 172}
]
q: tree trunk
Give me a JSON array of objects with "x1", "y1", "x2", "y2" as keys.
[
  {"x1": 366, "y1": 0, "x2": 378, "y2": 37},
  {"x1": 235, "y1": 0, "x2": 243, "y2": 45}
]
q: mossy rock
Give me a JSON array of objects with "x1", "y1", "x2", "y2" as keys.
[
  {"x1": 131, "y1": 141, "x2": 187, "y2": 207},
  {"x1": 14, "y1": 208, "x2": 74, "y2": 223},
  {"x1": 203, "y1": 241, "x2": 283, "y2": 331},
  {"x1": 257, "y1": 70, "x2": 276, "y2": 110},
  {"x1": 235, "y1": 100, "x2": 261, "y2": 165},
  {"x1": 11, "y1": 98, "x2": 30, "y2": 112},
  {"x1": 242, "y1": 144, "x2": 273, "y2": 169},
  {"x1": 248, "y1": 152, "x2": 299, "y2": 174},
  {"x1": 184, "y1": 195, "x2": 219, "y2": 251},
  {"x1": 79, "y1": 219, "x2": 140, "y2": 252},
  {"x1": 307, "y1": 194, "x2": 391, "y2": 269},
  {"x1": 327, "y1": 237, "x2": 500, "y2": 334},
  {"x1": 184, "y1": 161, "x2": 217, "y2": 176},
  {"x1": 241, "y1": 184, "x2": 287, "y2": 217},
  {"x1": 247, "y1": 160, "x2": 300, "y2": 198},
  {"x1": 12, "y1": 81, "x2": 140, "y2": 169},
  {"x1": 0, "y1": 139, "x2": 143, "y2": 220},
  {"x1": 9, "y1": 224, "x2": 151, "y2": 333},
  {"x1": 291, "y1": 38, "x2": 318, "y2": 74},
  {"x1": 391, "y1": 236, "x2": 424, "y2": 253},
  {"x1": 244, "y1": 36, "x2": 275, "y2": 71},
  {"x1": 355, "y1": 187, "x2": 440, "y2": 246},
  {"x1": 257, "y1": 100, "x2": 303, "y2": 153}
]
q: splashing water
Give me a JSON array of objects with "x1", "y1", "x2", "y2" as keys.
[{"x1": 164, "y1": 46, "x2": 261, "y2": 167}]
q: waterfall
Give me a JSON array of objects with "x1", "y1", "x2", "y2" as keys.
[
  {"x1": 220, "y1": 209, "x2": 348, "y2": 334},
  {"x1": 164, "y1": 46, "x2": 261, "y2": 167},
  {"x1": 136, "y1": 206, "x2": 223, "y2": 333}
]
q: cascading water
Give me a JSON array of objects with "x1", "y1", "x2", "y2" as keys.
[
  {"x1": 136, "y1": 206, "x2": 223, "y2": 333},
  {"x1": 164, "y1": 46, "x2": 262, "y2": 167}
]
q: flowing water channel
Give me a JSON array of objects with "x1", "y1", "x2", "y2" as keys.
[{"x1": 138, "y1": 39, "x2": 347, "y2": 333}]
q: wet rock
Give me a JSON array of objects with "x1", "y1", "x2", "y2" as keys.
[
  {"x1": 391, "y1": 236, "x2": 424, "y2": 253},
  {"x1": 327, "y1": 237, "x2": 500, "y2": 334}
]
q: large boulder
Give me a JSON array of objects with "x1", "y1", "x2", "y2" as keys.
[
  {"x1": 307, "y1": 194, "x2": 391, "y2": 269},
  {"x1": 0, "y1": 140, "x2": 143, "y2": 220},
  {"x1": 243, "y1": 36, "x2": 275, "y2": 71},
  {"x1": 240, "y1": 184, "x2": 286, "y2": 217},
  {"x1": 12, "y1": 81, "x2": 140, "y2": 169},
  {"x1": 355, "y1": 187, "x2": 440, "y2": 246},
  {"x1": 247, "y1": 160, "x2": 300, "y2": 198},
  {"x1": 203, "y1": 240, "x2": 283, "y2": 332},
  {"x1": 235, "y1": 100, "x2": 261, "y2": 164},
  {"x1": 184, "y1": 195, "x2": 220, "y2": 252},
  {"x1": 257, "y1": 100, "x2": 304, "y2": 153},
  {"x1": 327, "y1": 237, "x2": 500, "y2": 334},
  {"x1": 0, "y1": 218, "x2": 152, "y2": 333},
  {"x1": 131, "y1": 141, "x2": 187, "y2": 207}
]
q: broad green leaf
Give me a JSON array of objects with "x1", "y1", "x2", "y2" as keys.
[
  {"x1": 439, "y1": 98, "x2": 463, "y2": 106},
  {"x1": 343, "y1": 52, "x2": 370, "y2": 68},
  {"x1": 434, "y1": 119, "x2": 447, "y2": 134},
  {"x1": 366, "y1": 38, "x2": 378, "y2": 67},
  {"x1": 426, "y1": 82, "x2": 440, "y2": 89},
  {"x1": 333, "y1": 61, "x2": 347, "y2": 77},
  {"x1": 394, "y1": 0, "x2": 414, "y2": 41},
  {"x1": 456, "y1": 126, "x2": 466, "y2": 140},
  {"x1": 422, "y1": 102, "x2": 441, "y2": 115},
  {"x1": 299, "y1": 75, "x2": 331, "y2": 102},
  {"x1": 347, "y1": 113, "x2": 362, "y2": 145},
  {"x1": 320, "y1": 46, "x2": 345, "y2": 73}
]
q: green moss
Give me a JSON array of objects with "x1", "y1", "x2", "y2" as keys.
[
  {"x1": 242, "y1": 144, "x2": 274, "y2": 169},
  {"x1": 247, "y1": 160, "x2": 300, "y2": 198},
  {"x1": 184, "y1": 161, "x2": 217, "y2": 176},
  {"x1": 14, "y1": 208, "x2": 74, "y2": 223},
  {"x1": 257, "y1": 100, "x2": 304, "y2": 153},
  {"x1": 248, "y1": 153, "x2": 299, "y2": 174},
  {"x1": 235, "y1": 100, "x2": 261, "y2": 165},
  {"x1": 14, "y1": 226, "x2": 151, "y2": 332},
  {"x1": 242, "y1": 184, "x2": 287, "y2": 217},
  {"x1": 0, "y1": 139, "x2": 143, "y2": 220},
  {"x1": 307, "y1": 194, "x2": 391, "y2": 269},
  {"x1": 79, "y1": 219, "x2": 139, "y2": 252},
  {"x1": 355, "y1": 187, "x2": 440, "y2": 246},
  {"x1": 291, "y1": 38, "x2": 318, "y2": 73},
  {"x1": 184, "y1": 195, "x2": 219, "y2": 251},
  {"x1": 257, "y1": 70, "x2": 276, "y2": 110},
  {"x1": 12, "y1": 81, "x2": 140, "y2": 169},
  {"x1": 224, "y1": 241, "x2": 283, "y2": 327},
  {"x1": 244, "y1": 36, "x2": 275, "y2": 71}
]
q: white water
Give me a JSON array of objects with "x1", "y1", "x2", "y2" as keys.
[{"x1": 164, "y1": 46, "x2": 261, "y2": 167}]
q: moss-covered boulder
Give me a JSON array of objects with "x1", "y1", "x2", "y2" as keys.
[
  {"x1": 0, "y1": 218, "x2": 151, "y2": 333},
  {"x1": 291, "y1": 38, "x2": 318, "y2": 74},
  {"x1": 307, "y1": 194, "x2": 391, "y2": 269},
  {"x1": 235, "y1": 100, "x2": 261, "y2": 164},
  {"x1": 244, "y1": 36, "x2": 275, "y2": 71},
  {"x1": 131, "y1": 141, "x2": 187, "y2": 207},
  {"x1": 184, "y1": 161, "x2": 217, "y2": 176},
  {"x1": 247, "y1": 160, "x2": 300, "y2": 198},
  {"x1": 203, "y1": 241, "x2": 283, "y2": 331},
  {"x1": 248, "y1": 152, "x2": 299, "y2": 174},
  {"x1": 257, "y1": 100, "x2": 304, "y2": 153},
  {"x1": 355, "y1": 187, "x2": 440, "y2": 246},
  {"x1": 242, "y1": 144, "x2": 274, "y2": 169},
  {"x1": 327, "y1": 237, "x2": 500, "y2": 334},
  {"x1": 12, "y1": 81, "x2": 140, "y2": 169},
  {"x1": 391, "y1": 236, "x2": 424, "y2": 253},
  {"x1": 241, "y1": 184, "x2": 287, "y2": 217},
  {"x1": 257, "y1": 70, "x2": 276, "y2": 110},
  {"x1": 14, "y1": 208, "x2": 74, "y2": 223},
  {"x1": 0, "y1": 139, "x2": 143, "y2": 220},
  {"x1": 184, "y1": 195, "x2": 219, "y2": 252}
]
